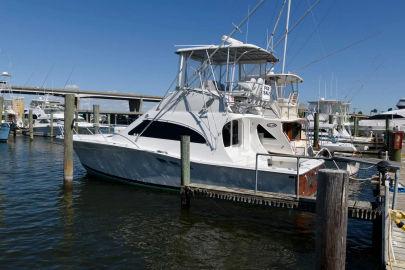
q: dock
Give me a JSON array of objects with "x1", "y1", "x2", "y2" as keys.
[
  {"x1": 183, "y1": 183, "x2": 379, "y2": 220},
  {"x1": 385, "y1": 149, "x2": 405, "y2": 269}
]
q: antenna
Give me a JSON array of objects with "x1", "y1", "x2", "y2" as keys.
[
  {"x1": 267, "y1": 0, "x2": 287, "y2": 51},
  {"x1": 282, "y1": 0, "x2": 292, "y2": 73},
  {"x1": 336, "y1": 77, "x2": 338, "y2": 99},
  {"x1": 245, "y1": 5, "x2": 250, "y2": 43}
]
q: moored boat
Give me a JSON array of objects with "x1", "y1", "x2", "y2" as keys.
[
  {"x1": 0, "y1": 122, "x2": 10, "y2": 142},
  {"x1": 74, "y1": 36, "x2": 324, "y2": 196}
]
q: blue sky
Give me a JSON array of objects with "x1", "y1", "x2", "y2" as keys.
[{"x1": 0, "y1": 0, "x2": 404, "y2": 113}]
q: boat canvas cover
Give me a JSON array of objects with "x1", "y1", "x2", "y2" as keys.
[{"x1": 176, "y1": 44, "x2": 278, "y2": 63}]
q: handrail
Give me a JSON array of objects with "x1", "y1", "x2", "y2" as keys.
[{"x1": 254, "y1": 152, "x2": 330, "y2": 199}]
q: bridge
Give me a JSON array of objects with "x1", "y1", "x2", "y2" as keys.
[{"x1": 1, "y1": 85, "x2": 163, "y2": 112}]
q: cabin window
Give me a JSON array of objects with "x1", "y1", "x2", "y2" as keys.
[
  {"x1": 39, "y1": 119, "x2": 49, "y2": 124},
  {"x1": 369, "y1": 114, "x2": 404, "y2": 119},
  {"x1": 282, "y1": 122, "x2": 302, "y2": 141},
  {"x1": 257, "y1": 124, "x2": 276, "y2": 139},
  {"x1": 222, "y1": 120, "x2": 239, "y2": 147},
  {"x1": 128, "y1": 120, "x2": 206, "y2": 144}
]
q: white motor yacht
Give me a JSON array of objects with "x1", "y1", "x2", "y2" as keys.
[
  {"x1": 73, "y1": 37, "x2": 324, "y2": 196},
  {"x1": 306, "y1": 99, "x2": 359, "y2": 153},
  {"x1": 359, "y1": 99, "x2": 405, "y2": 134}
]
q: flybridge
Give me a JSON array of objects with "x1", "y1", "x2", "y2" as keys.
[{"x1": 174, "y1": 35, "x2": 302, "y2": 119}]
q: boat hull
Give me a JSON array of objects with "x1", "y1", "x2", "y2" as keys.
[
  {"x1": 74, "y1": 140, "x2": 319, "y2": 196},
  {"x1": 0, "y1": 124, "x2": 10, "y2": 142}
]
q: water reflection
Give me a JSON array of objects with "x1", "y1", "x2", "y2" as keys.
[{"x1": 0, "y1": 137, "x2": 380, "y2": 269}]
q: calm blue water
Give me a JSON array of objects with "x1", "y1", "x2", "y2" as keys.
[{"x1": 0, "y1": 136, "x2": 379, "y2": 269}]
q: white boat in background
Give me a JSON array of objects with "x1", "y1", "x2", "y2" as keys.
[
  {"x1": 359, "y1": 99, "x2": 405, "y2": 135},
  {"x1": 73, "y1": 36, "x2": 324, "y2": 196},
  {"x1": 0, "y1": 122, "x2": 10, "y2": 142},
  {"x1": 306, "y1": 99, "x2": 359, "y2": 153},
  {"x1": 0, "y1": 72, "x2": 25, "y2": 128}
]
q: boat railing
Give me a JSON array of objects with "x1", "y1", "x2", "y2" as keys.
[
  {"x1": 112, "y1": 133, "x2": 140, "y2": 149},
  {"x1": 254, "y1": 152, "x2": 331, "y2": 200}
]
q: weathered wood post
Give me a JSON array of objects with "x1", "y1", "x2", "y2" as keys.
[
  {"x1": 316, "y1": 169, "x2": 348, "y2": 270},
  {"x1": 385, "y1": 116, "x2": 390, "y2": 149},
  {"x1": 74, "y1": 111, "x2": 79, "y2": 133},
  {"x1": 313, "y1": 112, "x2": 320, "y2": 149},
  {"x1": 29, "y1": 109, "x2": 34, "y2": 141},
  {"x1": 64, "y1": 94, "x2": 75, "y2": 189},
  {"x1": 74, "y1": 97, "x2": 79, "y2": 133},
  {"x1": 50, "y1": 112, "x2": 54, "y2": 138},
  {"x1": 107, "y1": 114, "x2": 111, "y2": 133},
  {"x1": 328, "y1": 114, "x2": 333, "y2": 124},
  {"x1": 353, "y1": 116, "x2": 359, "y2": 137},
  {"x1": 93, "y1": 104, "x2": 100, "y2": 134},
  {"x1": 180, "y1": 135, "x2": 191, "y2": 209},
  {"x1": 0, "y1": 96, "x2": 3, "y2": 123},
  {"x1": 114, "y1": 114, "x2": 117, "y2": 125}
]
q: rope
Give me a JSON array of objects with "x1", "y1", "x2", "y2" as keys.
[{"x1": 389, "y1": 214, "x2": 395, "y2": 268}]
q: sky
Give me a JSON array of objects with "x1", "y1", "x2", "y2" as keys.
[{"x1": 0, "y1": 0, "x2": 404, "y2": 113}]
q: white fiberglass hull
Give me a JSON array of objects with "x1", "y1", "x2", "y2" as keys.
[
  {"x1": 0, "y1": 123, "x2": 10, "y2": 142},
  {"x1": 320, "y1": 141, "x2": 357, "y2": 153},
  {"x1": 74, "y1": 139, "x2": 321, "y2": 196}
]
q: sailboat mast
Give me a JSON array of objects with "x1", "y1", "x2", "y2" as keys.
[{"x1": 282, "y1": 0, "x2": 292, "y2": 74}]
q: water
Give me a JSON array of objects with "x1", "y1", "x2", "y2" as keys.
[{"x1": 0, "y1": 136, "x2": 380, "y2": 269}]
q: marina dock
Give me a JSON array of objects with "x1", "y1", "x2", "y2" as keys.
[
  {"x1": 385, "y1": 149, "x2": 405, "y2": 269},
  {"x1": 0, "y1": 1, "x2": 404, "y2": 268},
  {"x1": 182, "y1": 183, "x2": 378, "y2": 220}
]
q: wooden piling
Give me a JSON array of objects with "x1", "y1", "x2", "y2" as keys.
[
  {"x1": 313, "y1": 112, "x2": 320, "y2": 149},
  {"x1": 180, "y1": 135, "x2": 191, "y2": 209},
  {"x1": 93, "y1": 104, "x2": 100, "y2": 134},
  {"x1": 385, "y1": 116, "x2": 390, "y2": 148},
  {"x1": 29, "y1": 109, "x2": 34, "y2": 141},
  {"x1": 4, "y1": 109, "x2": 8, "y2": 123},
  {"x1": 316, "y1": 169, "x2": 348, "y2": 270},
  {"x1": 107, "y1": 114, "x2": 111, "y2": 133},
  {"x1": 328, "y1": 114, "x2": 333, "y2": 124},
  {"x1": 50, "y1": 112, "x2": 54, "y2": 138},
  {"x1": 354, "y1": 116, "x2": 359, "y2": 137},
  {"x1": 74, "y1": 111, "x2": 79, "y2": 133},
  {"x1": 0, "y1": 96, "x2": 3, "y2": 123},
  {"x1": 74, "y1": 97, "x2": 79, "y2": 133},
  {"x1": 64, "y1": 94, "x2": 75, "y2": 188}
]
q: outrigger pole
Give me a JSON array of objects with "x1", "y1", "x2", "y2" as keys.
[{"x1": 282, "y1": 0, "x2": 292, "y2": 74}]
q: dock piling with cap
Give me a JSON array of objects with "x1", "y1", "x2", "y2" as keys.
[
  {"x1": 63, "y1": 94, "x2": 75, "y2": 189},
  {"x1": 315, "y1": 169, "x2": 348, "y2": 270},
  {"x1": 107, "y1": 114, "x2": 111, "y2": 133},
  {"x1": 313, "y1": 112, "x2": 320, "y2": 149},
  {"x1": 180, "y1": 135, "x2": 191, "y2": 209},
  {"x1": 29, "y1": 109, "x2": 34, "y2": 141},
  {"x1": 50, "y1": 112, "x2": 54, "y2": 138},
  {"x1": 0, "y1": 96, "x2": 3, "y2": 123},
  {"x1": 93, "y1": 104, "x2": 100, "y2": 134}
]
